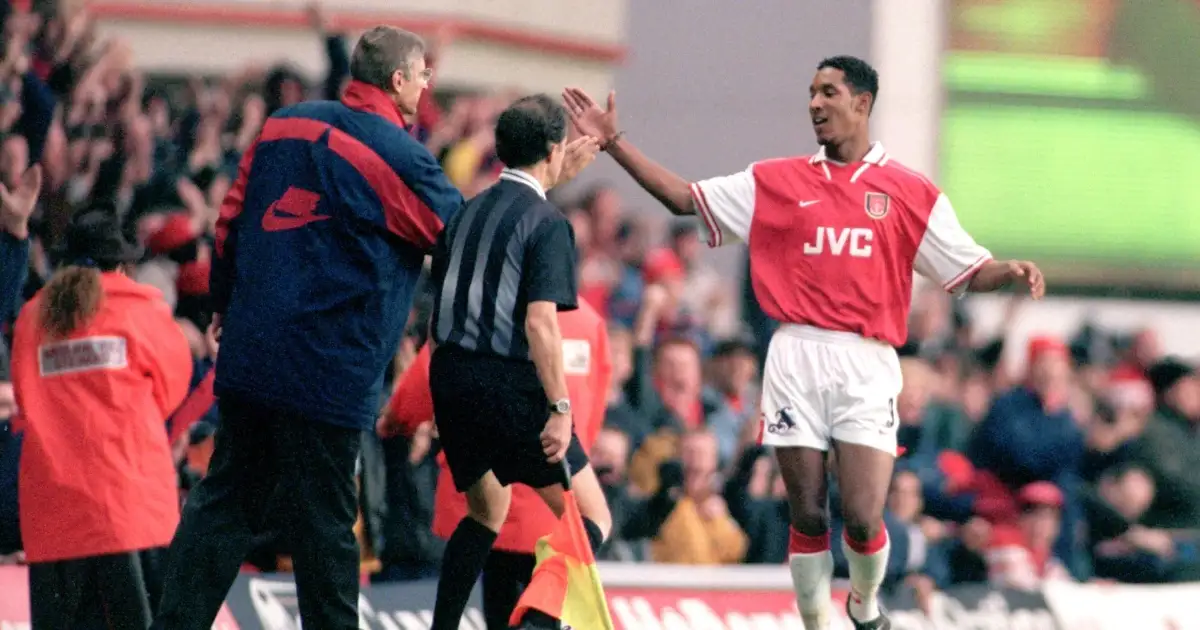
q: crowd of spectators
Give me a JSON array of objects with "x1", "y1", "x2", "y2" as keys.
[{"x1": 0, "y1": 0, "x2": 1198, "y2": 603}]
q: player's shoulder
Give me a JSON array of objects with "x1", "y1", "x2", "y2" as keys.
[
  {"x1": 746, "y1": 155, "x2": 819, "y2": 178},
  {"x1": 874, "y1": 156, "x2": 941, "y2": 195},
  {"x1": 528, "y1": 200, "x2": 571, "y2": 232}
]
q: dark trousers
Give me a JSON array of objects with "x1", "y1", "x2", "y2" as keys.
[
  {"x1": 28, "y1": 548, "x2": 165, "y2": 629},
  {"x1": 152, "y1": 395, "x2": 362, "y2": 630},
  {"x1": 481, "y1": 550, "x2": 536, "y2": 630}
]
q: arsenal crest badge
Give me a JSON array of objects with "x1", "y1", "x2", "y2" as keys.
[{"x1": 865, "y1": 192, "x2": 890, "y2": 219}]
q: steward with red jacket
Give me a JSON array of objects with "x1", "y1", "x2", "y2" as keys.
[
  {"x1": 12, "y1": 209, "x2": 192, "y2": 629},
  {"x1": 152, "y1": 27, "x2": 463, "y2": 630}
]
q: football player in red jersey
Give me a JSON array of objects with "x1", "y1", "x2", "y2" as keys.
[{"x1": 563, "y1": 56, "x2": 1043, "y2": 630}]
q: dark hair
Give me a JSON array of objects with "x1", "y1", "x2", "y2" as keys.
[
  {"x1": 494, "y1": 94, "x2": 568, "y2": 169},
  {"x1": 818, "y1": 55, "x2": 880, "y2": 112}
]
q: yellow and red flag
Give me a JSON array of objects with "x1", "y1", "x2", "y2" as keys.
[{"x1": 509, "y1": 490, "x2": 614, "y2": 630}]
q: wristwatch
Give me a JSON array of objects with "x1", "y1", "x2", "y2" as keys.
[{"x1": 549, "y1": 399, "x2": 572, "y2": 415}]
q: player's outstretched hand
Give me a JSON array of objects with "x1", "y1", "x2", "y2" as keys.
[
  {"x1": 541, "y1": 412, "x2": 573, "y2": 463},
  {"x1": 562, "y1": 88, "x2": 619, "y2": 147},
  {"x1": 552, "y1": 136, "x2": 600, "y2": 188},
  {"x1": 1005, "y1": 260, "x2": 1045, "y2": 300}
]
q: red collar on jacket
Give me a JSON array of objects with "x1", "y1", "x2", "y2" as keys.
[{"x1": 341, "y1": 80, "x2": 407, "y2": 128}]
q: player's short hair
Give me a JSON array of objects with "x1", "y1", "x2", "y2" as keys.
[
  {"x1": 818, "y1": 55, "x2": 880, "y2": 112},
  {"x1": 494, "y1": 94, "x2": 568, "y2": 169},
  {"x1": 350, "y1": 26, "x2": 426, "y2": 89}
]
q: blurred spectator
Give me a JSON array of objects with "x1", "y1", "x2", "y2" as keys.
[
  {"x1": 1107, "y1": 328, "x2": 1160, "y2": 413},
  {"x1": 0, "y1": 161, "x2": 39, "y2": 325},
  {"x1": 591, "y1": 427, "x2": 656, "y2": 562},
  {"x1": 723, "y1": 445, "x2": 788, "y2": 564},
  {"x1": 896, "y1": 356, "x2": 971, "y2": 460},
  {"x1": 649, "y1": 430, "x2": 747, "y2": 564},
  {"x1": 0, "y1": 340, "x2": 18, "y2": 556},
  {"x1": 706, "y1": 334, "x2": 759, "y2": 424},
  {"x1": 1127, "y1": 358, "x2": 1200, "y2": 529},
  {"x1": 967, "y1": 335, "x2": 1086, "y2": 577},
  {"x1": 985, "y1": 482, "x2": 1073, "y2": 591},
  {"x1": 667, "y1": 220, "x2": 737, "y2": 338},
  {"x1": 580, "y1": 183, "x2": 623, "y2": 254},
  {"x1": 625, "y1": 285, "x2": 740, "y2": 493},
  {"x1": 877, "y1": 470, "x2": 956, "y2": 587},
  {"x1": 601, "y1": 324, "x2": 644, "y2": 444},
  {"x1": 641, "y1": 246, "x2": 711, "y2": 348},
  {"x1": 1085, "y1": 464, "x2": 1200, "y2": 583},
  {"x1": 604, "y1": 217, "x2": 650, "y2": 328},
  {"x1": 575, "y1": 208, "x2": 624, "y2": 315}
]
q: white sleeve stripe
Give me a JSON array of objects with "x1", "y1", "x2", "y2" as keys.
[
  {"x1": 690, "y1": 182, "x2": 722, "y2": 248},
  {"x1": 943, "y1": 254, "x2": 992, "y2": 291}
]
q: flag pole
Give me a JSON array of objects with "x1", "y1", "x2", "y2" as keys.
[{"x1": 559, "y1": 458, "x2": 572, "y2": 491}]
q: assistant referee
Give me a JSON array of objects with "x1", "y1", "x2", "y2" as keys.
[{"x1": 426, "y1": 95, "x2": 613, "y2": 630}]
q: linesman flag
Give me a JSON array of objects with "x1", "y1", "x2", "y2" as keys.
[{"x1": 510, "y1": 462, "x2": 614, "y2": 630}]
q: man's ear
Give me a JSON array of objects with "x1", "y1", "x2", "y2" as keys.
[{"x1": 856, "y1": 91, "x2": 873, "y2": 115}]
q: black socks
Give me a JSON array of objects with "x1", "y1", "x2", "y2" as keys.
[
  {"x1": 581, "y1": 517, "x2": 604, "y2": 554},
  {"x1": 432, "y1": 517, "x2": 497, "y2": 630}
]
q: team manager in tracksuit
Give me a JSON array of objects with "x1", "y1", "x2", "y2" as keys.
[{"x1": 152, "y1": 26, "x2": 464, "y2": 630}]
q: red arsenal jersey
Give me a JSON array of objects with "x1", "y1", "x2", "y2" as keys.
[{"x1": 690, "y1": 143, "x2": 991, "y2": 346}]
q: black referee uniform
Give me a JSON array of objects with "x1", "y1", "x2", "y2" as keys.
[
  {"x1": 426, "y1": 166, "x2": 588, "y2": 492},
  {"x1": 427, "y1": 93, "x2": 607, "y2": 630}
]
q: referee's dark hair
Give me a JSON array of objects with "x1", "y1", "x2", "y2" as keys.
[
  {"x1": 494, "y1": 94, "x2": 568, "y2": 169},
  {"x1": 818, "y1": 55, "x2": 879, "y2": 112}
]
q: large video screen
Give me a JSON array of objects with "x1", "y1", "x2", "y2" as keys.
[{"x1": 941, "y1": 0, "x2": 1200, "y2": 277}]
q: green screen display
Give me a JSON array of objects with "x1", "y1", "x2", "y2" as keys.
[{"x1": 942, "y1": 0, "x2": 1200, "y2": 278}]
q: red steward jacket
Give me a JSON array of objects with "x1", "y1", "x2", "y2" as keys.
[
  {"x1": 387, "y1": 301, "x2": 610, "y2": 553},
  {"x1": 11, "y1": 273, "x2": 192, "y2": 562}
]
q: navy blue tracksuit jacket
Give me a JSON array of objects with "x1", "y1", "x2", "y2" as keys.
[{"x1": 210, "y1": 81, "x2": 463, "y2": 430}]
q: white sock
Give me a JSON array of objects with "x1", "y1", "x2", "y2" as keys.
[
  {"x1": 788, "y1": 551, "x2": 833, "y2": 630},
  {"x1": 842, "y1": 529, "x2": 890, "y2": 622}
]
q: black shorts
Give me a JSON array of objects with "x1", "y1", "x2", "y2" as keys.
[{"x1": 430, "y1": 344, "x2": 588, "y2": 492}]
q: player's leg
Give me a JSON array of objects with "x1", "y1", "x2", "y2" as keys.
[
  {"x1": 153, "y1": 396, "x2": 282, "y2": 630},
  {"x1": 433, "y1": 471, "x2": 513, "y2": 630},
  {"x1": 27, "y1": 558, "x2": 85, "y2": 628},
  {"x1": 90, "y1": 551, "x2": 155, "y2": 629},
  {"x1": 828, "y1": 344, "x2": 903, "y2": 628},
  {"x1": 759, "y1": 333, "x2": 835, "y2": 630},
  {"x1": 775, "y1": 447, "x2": 834, "y2": 630},
  {"x1": 481, "y1": 550, "x2": 537, "y2": 630},
  {"x1": 508, "y1": 437, "x2": 610, "y2": 630},
  {"x1": 832, "y1": 441, "x2": 893, "y2": 626},
  {"x1": 535, "y1": 466, "x2": 612, "y2": 550},
  {"x1": 429, "y1": 349, "x2": 514, "y2": 630},
  {"x1": 275, "y1": 415, "x2": 362, "y2": 630}
]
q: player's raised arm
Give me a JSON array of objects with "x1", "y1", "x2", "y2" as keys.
[
  {"x1": 562, "y1": 88, "x2": 692, "y2": 214},
  {"x1": 562, "y1": 87, "x2": 754, "y2": 248},
  {"x1": 913, "y1": 192, "x2": 1046, "y2": 299}
]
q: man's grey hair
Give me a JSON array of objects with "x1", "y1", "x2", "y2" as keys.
[{"x1": 350, "y1": 26, "x2": 426, "y2": 88}]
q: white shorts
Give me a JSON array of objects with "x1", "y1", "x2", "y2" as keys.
[{"x1": 758, "y1": 324, "x2": 903, "y2": 454}]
